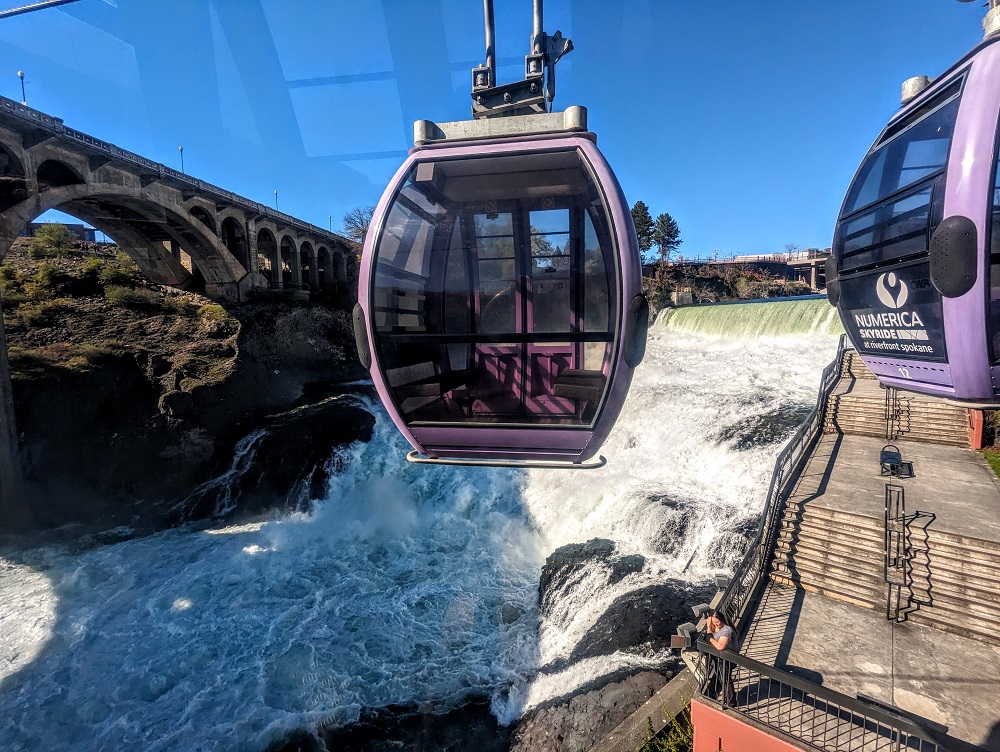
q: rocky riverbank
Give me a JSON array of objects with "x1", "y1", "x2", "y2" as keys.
[{"x1": 0, "y1": 241, "x2": 366, "y2": 533}]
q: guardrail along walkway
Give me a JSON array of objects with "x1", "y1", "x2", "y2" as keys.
[{"x1": 742, "y1": 349, "x2": 1000, "y2": 749}]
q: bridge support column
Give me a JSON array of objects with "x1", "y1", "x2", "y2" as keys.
[
  {"x1": 0, "y1": 299, "x2": 25, "y2": 506},
  {"x1": 308, "y1": 250, "x2": 320, "y2": 291},
  {"x1": 291, "y1": 250, "x2": 303, "y2": 289}
]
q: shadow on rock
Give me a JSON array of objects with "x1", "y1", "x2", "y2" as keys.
[
  {"x1": 570, "y1": 581, "x2": 715, "y2": 663},
  {"x1": 266, "y1": 698, "x2": 510, "y2": 752},
  {"x1": 175, "y1": 395, "x2": 375, "y2": 523}
]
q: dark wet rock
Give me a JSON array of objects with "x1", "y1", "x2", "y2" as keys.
[
  {"x1": 302, "y1": 697, "x2": 510, "y2": 752},
  {"x1": 570, "y1": 581, "x2": 714, "y2": 663},
  {"x1": 612, "y1": 554, "x2": 646, "y2": 583},
  {"x1": 509, "y1": 670, "x2": 670, "y2": 752},
  {"x1": 715, "y1": 403, "x2": 812, "y2": 451},
  {"x1": 176, "y1": 396, "x2": 375, "y2": 522},
  {"x1": 538, "y1": 539, "x2": 646, "y2": 617},
  {"x1": 648, "y1": 502, "x2": 693, "y2": 558},
  {"x1": 539, "y1": 538, "x2": 614, "y2": 611},
  {"x1": 705, "y1": 515, "x2": 759, "y2": 570}
]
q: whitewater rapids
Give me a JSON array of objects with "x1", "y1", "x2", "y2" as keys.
[{"x1": 0, "y1": 311, "x2": 839, "y2": 751}]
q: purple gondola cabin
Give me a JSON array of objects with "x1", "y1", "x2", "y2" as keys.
[
  {"x1": 353, "y1": 107, "x2": 647, "y2": 465},
  {"x1": 829, "y1": 32, "x2": 1000, "y2": 404}
]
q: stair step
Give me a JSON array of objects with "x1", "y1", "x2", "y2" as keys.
[
  {"x1": 779, "y1": 514, "x2": 884, "y2": 545},
  {"x1": 906, "y1": 608, "x2": 1000, "y2": 647},
  {"x1": 772, "y1": 557, "x2": 884, "y2": 597},
  {"x1": 776, "y1": 546, "x2": 1000, "y2": 609},
  {"x1": 778, "y1": 505, "x2": 1000, "y2": 563},
  {"x1": 776, "y1": 536, "x2": 1000, "y2": 593},
  {"x1": 773, "y1": 554, "x2": 1000, "y2": 622},
  {"x1": 770, "y1": 572, "x2": 880, "y2": 611}
]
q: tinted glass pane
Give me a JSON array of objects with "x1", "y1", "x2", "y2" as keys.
[
  {"x1": 843, "y1": 82, "x2": 960, "y2": 216},
  {"x1": 840, "y1": 185, "x2": 933, "y2": 273},
  {"x1": 990, "y1": 119, "x2": 1000, "y2": 364},
  {"x1": 444, "y1": 222, "x2": 470, "y2": 335},
  {"x1": 584, "y1": 211, "x2": 611, "y2": 335},
  {"x1": 530, "y1": 208, "x2": 571, "y2": 334},
  {"x1": 370, "y1": 148, "x2": 620, "y2": 427}
]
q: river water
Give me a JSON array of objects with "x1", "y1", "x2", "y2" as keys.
[{"x1": 0, "y1": 300, "x2": 841, "y2": 751}]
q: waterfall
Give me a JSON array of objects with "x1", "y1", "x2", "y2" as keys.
[
  {"x1": 0, "y1": 302, "x2": 840, "y2": 750},
  {"x1": 659, "y1": 296, "x2": 844, "y2": 338}
]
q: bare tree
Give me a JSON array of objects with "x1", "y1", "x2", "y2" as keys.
[{"x1": 342, "y1": 206, "x2": 375, "y2": 244}]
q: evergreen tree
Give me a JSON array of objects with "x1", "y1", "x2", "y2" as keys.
[
  {"x1": 630, "y1": 201, "x2": 654, "y2": 256},
  {"x1": 652, "y1": 212, "x2": 682, "y2": 263}
]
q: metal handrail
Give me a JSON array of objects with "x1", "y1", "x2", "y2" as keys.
[
  {"x1": 699, "y1": 338, "x2": 951, "y2": 751},
  {"x1": 0, "y1": 95, "x2": 348, "y2": 246},
  {"x1": 714, "y1": 334, "x2": 847, "y2": 627},
  {"x1": 884, "y1": 482, "x2": 909, "y2": 622},
  {"x1": 695, "y1": 643, "x2": 945, "y2": 751}
]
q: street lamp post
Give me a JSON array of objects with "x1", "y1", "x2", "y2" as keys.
[
  {"x1": 274, "y1": 189, "x2": 278, "y2": 210},
  {"x1": 178, "y1": 145, "x2": 184, "y2": 173},
  {"x1": 16, "y1": 70, "x2": 25, "y2": 105},
  {"x1": 328, "y1": 214, "x2": 332, "y2": 232}
]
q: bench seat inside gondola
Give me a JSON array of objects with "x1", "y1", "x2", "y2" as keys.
[
  {"x1": 552, "y1": 369, "x2": 606, "y2": 401},
  {"x1": 389, "y1": 362, "x2": 480, "y2": 399}
]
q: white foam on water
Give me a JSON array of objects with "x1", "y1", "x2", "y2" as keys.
[{"x1": 0, "y1": 323, "x2": 839, "y2": 749}]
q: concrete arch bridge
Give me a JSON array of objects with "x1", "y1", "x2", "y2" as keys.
[
  {"x1": 0, "y1": 95, "x2": 359, "y2": 504},
  {"x1": 0, "y1": 95, "x2": 356, "y2": 302}
]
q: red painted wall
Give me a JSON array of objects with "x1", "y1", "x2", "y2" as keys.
[
  {"x1": 691, "y1": 699, "x2": 804, "y2": 752},
  {"x1": 969, "y1": 409, "x2": 985, "y2": 450}
]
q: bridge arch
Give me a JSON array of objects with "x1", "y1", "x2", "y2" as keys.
[
  {"x1": 189, "y1": 205, "x2": 216, "y2": 233},
  {"x1": 316, "y1": 246, "x2": 329, "y2": 290},
  {"x1": 257, "y1": 227, "x2": 277, "y2": 288},
  {"x1": 332, "y1": 249, "x2": 343, "y2": 282},
  {"x1": 0, "y1": 182, "x2": 251, "y2": 300},
  {"x1": 36, "y1": 159, "x2": 84, "y2": 192},
  {"x1": 0, "y1": 142, "x2": 27, "y2": 212},
  {"x1": 299, "y1": 240, "x2": 314, "y2": 291},
  {"x1": 279, "y1": 235, "x2": 296, "y2": 288},
  {"x1": 220, "y1": 215, "x2": 249, "y2": 270}
]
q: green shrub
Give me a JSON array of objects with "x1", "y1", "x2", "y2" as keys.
[
  {"x1": 197, "y1": 303, "x2": 227, "y2": 321},
  {"x1": 163, "y1": 296, "x2": 196, "y2": 316},
  {"x1": 0, "y1": 291, "x2": 26, "y2": 308},
  {"x1": 18, "y1": 298, "x2": 72, "y2": 327},
  {"x1": 28, "y1": 224, "x2": 74, "y2": 259},
  {"x1": 115, "y1": 252, "x2": 140, "y2": 273},
  {"x1": 98, "y1": 264, "x2": 134, "y2": 287},
  {"x1": 82, "y1": 256, "x2": 104, "y2": 275},
  {"x1": 33, "y1": 262, "x2": 61, "y2": 288},
  {"x1": 0, "y1": 265, "x2": 16, "y2": 282},
  {"x1": 20, "y1": 280, "x2": 52, "y2": 301},
  {"x1": 105, "y1": 285, "x2": 161, "y2": 308},
  {"x1": 639, "y1": 706, "x2": 693, "y2": 752}
]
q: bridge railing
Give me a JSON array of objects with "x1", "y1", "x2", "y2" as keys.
[{"x1": 0, "y1": 94, "x2": 347, "y2": 245}]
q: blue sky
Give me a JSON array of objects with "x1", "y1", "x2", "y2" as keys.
[{"x1": 0, "y1": 0, "x2": 987, "y2": 256}]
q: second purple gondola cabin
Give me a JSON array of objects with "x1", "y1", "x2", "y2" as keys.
[{"x1": 829, "y1": 27, "x2": 1000, "y2": 404}]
